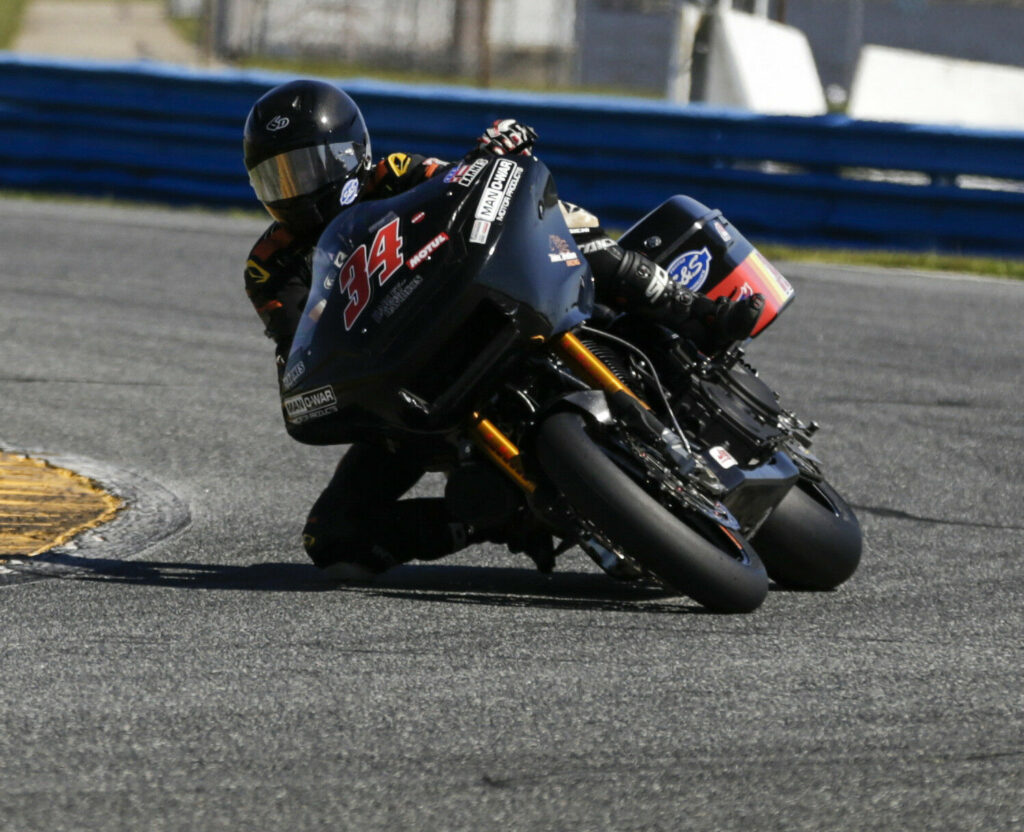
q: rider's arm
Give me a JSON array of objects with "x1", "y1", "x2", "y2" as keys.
[
  {"x1": 558, "y1": 200, "x2": 666, "y2": 310},
  {"x1": 365, "y1": 152, "x2": 447, "y2": 198},
  {"x1": 243, "y1": 223, "x2": 312, "y2": 358}
]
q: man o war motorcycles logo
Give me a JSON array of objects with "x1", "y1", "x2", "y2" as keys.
[
  {"x1": 283, "y1": 385, "x2": 338, "y2": 424},
  {"x1": 667, "y1": 247, "x2": 713, "y2": 291}
]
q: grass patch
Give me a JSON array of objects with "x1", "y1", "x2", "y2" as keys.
[
  {"x1": 231, "y1": 54, "x2": 659, "y2": 97},
  {"x1": 756, "y1": 244, "x2": 1024, "y2": 280},
  {"x1": 0, "y1": 0, "x2": 30, "y2": 48}
]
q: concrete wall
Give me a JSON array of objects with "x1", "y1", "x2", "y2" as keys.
[
  {"x1": 687, "y1": 9, "x2": 826, "y2": 115},
  {"x1": 781, "y1": 0, "x2": 1024, "y2": 91},
  {"x1": 849, "y1": 45, "x2": 1024, "y2": 130}
]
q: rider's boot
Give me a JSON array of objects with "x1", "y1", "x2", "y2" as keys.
[{"x1": 611, "y1": 249, "x2": 765, "y2": 353}]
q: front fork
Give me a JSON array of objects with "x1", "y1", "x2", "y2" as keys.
[
  {"x1": 472, "y1": 331, "x2": 687, "y2": 580},
  {"x1": 469, "y1": 331, "x2": 646, "y2": 492}
]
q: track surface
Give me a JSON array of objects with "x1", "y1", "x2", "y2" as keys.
[{"x1": 1, "y1": 198, "x2": 1021, "y2": 831}]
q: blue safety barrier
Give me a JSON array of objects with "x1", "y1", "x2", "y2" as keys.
[{"x1": 2, "y1": 54, "x2": 1023, "y2": 255}]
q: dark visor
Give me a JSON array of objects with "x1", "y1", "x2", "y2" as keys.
[{"x1": 248, "y1": 141, "x2": 364, "y2": 203}]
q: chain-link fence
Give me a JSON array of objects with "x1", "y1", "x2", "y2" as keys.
[
  {"x1": 167, "y1": 0, "x2": 1024, "y2": 97},
  {"x1": 203, "y1": 0, "x2": 578, "y2": 85}
]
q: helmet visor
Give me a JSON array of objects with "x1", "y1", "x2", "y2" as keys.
[{"x1": 248, "y1": 141, "x2": 366, "y2": 203}]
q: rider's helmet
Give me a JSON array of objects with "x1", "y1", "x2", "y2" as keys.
[{"x1": 243, "y1": 79, "x2": 372, "y2": 239}]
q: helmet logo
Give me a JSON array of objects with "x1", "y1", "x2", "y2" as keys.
[
  {"x1": 266, "y1": 115, "x2": 290, "y2": 132},
  {"x1": 339, "y1": 178, "x2": 360, "y2": 206}
]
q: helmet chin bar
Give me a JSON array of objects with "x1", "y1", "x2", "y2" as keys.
[{"x1": 267, "y1": 175, "x2": 358, "y2": 238}]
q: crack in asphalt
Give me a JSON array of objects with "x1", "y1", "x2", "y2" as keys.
[
  {"x1": 0, "y1": 376, "x2": 169, "y2": 385},
  {"x1": 853, "y1": 503, "x2": 1024, "y2": 531}
]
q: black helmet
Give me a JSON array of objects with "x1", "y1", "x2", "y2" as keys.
[{"x1": 243, "y1": 79, "x2": 372, "y2": 237}]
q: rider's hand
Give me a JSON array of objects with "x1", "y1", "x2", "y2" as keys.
[{"x1": 476, "y1": 119, "x2": 538, "y2": 156}]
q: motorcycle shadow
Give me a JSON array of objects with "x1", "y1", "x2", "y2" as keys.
[
  {"x1": 11, "y1": 551, "x2": 711, "y2": 613},
  {"x1": 4, "y1": 550, "x2": 332, "y2": 592},
  {"x1": 340, "y1": 562, "x2": 713, "y2": 615}
]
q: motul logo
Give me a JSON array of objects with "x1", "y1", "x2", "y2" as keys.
[{"x1": 407, "y1": 233, "x2": 449, "y2": 270}]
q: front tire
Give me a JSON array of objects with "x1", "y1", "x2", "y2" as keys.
[
  {"x1": 535, "y1": 412, "x2": 768, "y2": 613},
  {"x1": 752, "y1": 478, "x2": 862, "y2": 590}
]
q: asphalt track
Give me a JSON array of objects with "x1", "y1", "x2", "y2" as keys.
[{"x1": 1, "y1": 196, "x2": 1021, "y2": 832}]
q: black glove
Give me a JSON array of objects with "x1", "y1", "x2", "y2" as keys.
[{"x1": 476, "y1": 119, "x2": 538, "y2": 156}]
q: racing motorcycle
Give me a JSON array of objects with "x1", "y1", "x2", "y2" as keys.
[{"x1": 280, "y1": 154, "x2": 861, "y2": 613}]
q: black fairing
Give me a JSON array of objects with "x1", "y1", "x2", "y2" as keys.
[{"x1": 282, "y1": 156, "x2": 593, "y2": 444}]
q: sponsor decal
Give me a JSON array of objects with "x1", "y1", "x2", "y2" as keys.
[
  {"x1": 266, "y1": 115, "x2": 290, "y2": 131},
  {"x1": 339, "y1": 178, "x2": 360, "y2": 206},
  {"x1": 667, "y1": 246, "x2": 713, "y2": 291},
  {"x1": 713, "y1": 220, "x2": 733, "y2": 244},
  {"x1": 406, "y1": 232, "x2": 449, "y2": 270},
  {"x1": 494, "y1": 166, "x2": 522, "y2": 222},
  {"x1": 284, "y1": 385, "x2": 338, "y2": 424},
  {"x1": 470, "y1": 219, "x2": 491, "y2": 245},
  {"x1": 444, "y1": 158, "x2": 489, "y2": 187},
  {"x1": 733, "y1": 281, "x2": 756, "y2": 300},
  {"x1": 709, "y1": 446, "x2": 738, "y2": 469},
  {"x1": 281, "y1": 361, "x2": 306, "y2": 390},
  {"x1": 308, "y1": 298, "x2": 327, "y2": 323},
  {"x1": 411, "y1": 211, "x2": 426, "y2": 224},
  {"x1": 548, "y1": 235, "x2": 581, "y2": 267},
  {"x1": 474, "y1": 159, "x2": 522, "y2": 223},
  {"x1": 644, "y1": 264, "x2": 669, "y2": 302},
  {"x1": 458, "y1": 158, "x2": 488, "y2": 187},
  {"x1": 372, "y1": 275, "x2": 423, "y2": 323},
  {"x1": 578, "y1": 237, "x2": 616, "y2": 255}
]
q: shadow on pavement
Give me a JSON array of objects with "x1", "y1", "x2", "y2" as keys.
[{"x1": 10, "y1": 551, "x2": 707, "y2": 614}]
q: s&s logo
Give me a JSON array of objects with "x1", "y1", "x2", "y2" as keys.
[{"x1": 667, "y1": 247, "x2": 713, "y2": 291}]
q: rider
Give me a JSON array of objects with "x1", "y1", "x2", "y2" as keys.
[{"x1": 242, "y1": 79, "x2": 764, "y2": 580}]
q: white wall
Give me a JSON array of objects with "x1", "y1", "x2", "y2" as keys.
[
  {"x1": 489, "y1": 0, "x2": 575, "y2": 49},
  {"x1": 681, "y1": 9, "x2": 826, "y2": 116},
  {"x1": 849, "y1": 45, "x2": 1024, "y2": 131}
]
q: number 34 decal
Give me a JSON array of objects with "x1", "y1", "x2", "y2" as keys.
[
  {"x1": 335, "y1": 218, "x2": 404, "y2": 330},
  {"x1": 333, "y1": 217, "x2": 450, "y2": 330}
]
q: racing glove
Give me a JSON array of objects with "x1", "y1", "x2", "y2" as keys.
[{"x1": 476, "y1": 119, "x2": 538, "y2": 156}]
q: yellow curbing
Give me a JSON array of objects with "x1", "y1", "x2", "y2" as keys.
[{"x1": 0, "y1": 451, "x2": 123, "y2": 558}]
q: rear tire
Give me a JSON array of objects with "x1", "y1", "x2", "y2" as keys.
[
  {"x1": 535, "y1": 412, "x2": 768, "y2": 613},
  {"x1": 752, "y1": 478, "x2": 862, "y2": 590}
]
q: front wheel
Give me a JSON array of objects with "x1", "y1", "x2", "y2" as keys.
[
  {"x1": 535, "y1": 412, "x2": 768, "y2": 613},
  {"x1": 752, "y1": 478, "x2": 862, "y2": 590}
]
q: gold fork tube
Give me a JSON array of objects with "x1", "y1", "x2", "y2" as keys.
[
  {"x1": 554, "y1": 331, "x2": 649, "y2": 409},
  {"x1": 470, "y1": 414, "x2": 536, "y2": 493}
]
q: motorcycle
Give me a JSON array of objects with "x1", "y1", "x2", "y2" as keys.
[{"x1": 280, "y1": 154, "x2": 861, "y2": 612}]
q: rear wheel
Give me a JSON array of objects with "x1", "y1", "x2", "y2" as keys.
[
  {"x1": 535, "y1": 412, "x2": 768, "y2": 613},
  {"x1": 752, "y1": 478, "x2": 862, "y2": 590}
]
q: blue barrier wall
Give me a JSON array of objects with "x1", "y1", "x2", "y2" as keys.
[{"x1": 2, "y1": 54, "x2": 1023, "y2": 256}]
